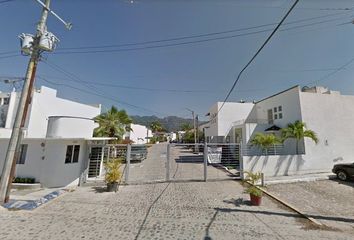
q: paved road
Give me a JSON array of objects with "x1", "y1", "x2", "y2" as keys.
[
  {"x1": 128, "y1": 143, "x2": 237, "y2": 183},
  {"x1": 1, "y1": 144, "x2": 353, "y2": 239},
  {"x1": 268, "y1": 180, "x2": 354, "y2": 232}
]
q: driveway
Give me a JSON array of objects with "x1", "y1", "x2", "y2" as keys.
[{"x1": 267, "y1": 179, "x2": 354, "y2": 233}]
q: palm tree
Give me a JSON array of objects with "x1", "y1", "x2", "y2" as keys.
[
  {"x1": 281, "y1": 120, "x2": 318, "y2": 154},
  {"x1": 150, "y1": 121, "x2": 163, "y2": 133},
  {"x1": 250, "y1": 132, "x2": 281, "y2": 155},
  {"x1": 94, "y1": 106, "x2": 132, "y2": 140}
]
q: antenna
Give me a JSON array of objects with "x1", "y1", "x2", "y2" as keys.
[{"x1": 34, "y1": 0, "x2": 72, "y2": 30}]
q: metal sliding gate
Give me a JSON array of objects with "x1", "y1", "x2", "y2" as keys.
[{"x1": 86, "y1": 143, "x2": 242, "y2": 185}]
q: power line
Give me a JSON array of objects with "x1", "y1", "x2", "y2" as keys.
[
  {"x1": 55, "y1": 10, "x2": 353, "y2": 52},
  {"x1": 0, "y1": 50, "x2": 18, "y2": 56},
  {"x1": 307, "y1": 57, "x2": 354, "y2": 85},
  {"x1": 37, "y1": 75, "x2": 219, "y2": 93},
  {"x1": 217, "y1": 0, "x2": 300, "y2": 116},
  {"x1": 0, "y1": 54, "x2": 21, "y2": 60},
  {"x1": 0, "y1": 10, "x2": 352, "y2": 57},
  {"x1": 0, "y1": 0, "x2": 15, "y2": 4},
  {"x1": 40, "y1": 60, "x2": 169, "y2": 116},
  {"x1": 52, "y1": 16, "x2": 351, "y2": 55}
]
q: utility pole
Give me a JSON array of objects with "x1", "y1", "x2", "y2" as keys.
[
  {"x1": 186, "y1": 108, "x2": 197, "y2": 152},
  {"x1": 196, "y1": 114, "x2": 199, "y2": 143},
  {"x1": 0, "y1": 0, "x2": 51, "y2": 204}
]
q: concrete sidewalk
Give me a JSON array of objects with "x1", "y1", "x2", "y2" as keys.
[{"x1": 2, "y1": 187, "x2": 67, "y2": 210}]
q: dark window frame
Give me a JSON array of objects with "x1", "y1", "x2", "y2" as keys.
[
  {"x1": 16, "y1": 144, "x2": 28, "y2": 165},
  {"x1": 3, "y1": 97, "x2": 10, "y2": 105},
  {"x1": 65, "y1": 145, "x2": 80, "y2": 164}
]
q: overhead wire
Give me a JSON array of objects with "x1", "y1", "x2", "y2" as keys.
[
  {"x1": 52, "y1": 16, "x2": 352, "y2": 55},
  {"x1": 55, "y1": 10, "x2": 353, "y2": 52},
  {"x1": 0, "y1": 10, "x2": 352, "y2": 57},
  {"x1": 40, "y1": 60, "x2": 169, "y2": 116},
  {"x1": 306, "y1": 57, "x2": 354, "y2": 85},
  {"x1": 36, "y1": 75, "x2": 219, "y2": 93},
  {"x1": 216, "y1": 0, "x2": 300, "y2": 118}
]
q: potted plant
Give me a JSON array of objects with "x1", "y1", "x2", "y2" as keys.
[
  {"x1": 104, "y1": 158, "x2": 122, "y2": 192},
  {"x1": 243, "y1": 171, "x2": 263, "y2": 206}
]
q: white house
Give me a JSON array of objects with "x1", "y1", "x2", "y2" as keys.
[
  {"x1": 205, "y1": 101, "x2": 254, "y2": 143},
  {"x1": 0, "y1": 86, "x2": 107, "y2": 188},
  {"x1": 124, "y1": 123, "x2": 152, "y2": 144},
  {"x1": 206, "y1": 86, "x2": 354, "y2": 177}
]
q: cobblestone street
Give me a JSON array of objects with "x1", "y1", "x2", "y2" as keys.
[{"x1": 1, "y1": 144, "x2": 353, "y2": 239}]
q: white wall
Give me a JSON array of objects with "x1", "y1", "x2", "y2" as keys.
[
  {"x1": 255, "y1": 86, "x2": 302, "y2": 128},
  {"x1": 26, "y1": 86, "x2": 101, "y2": 138},
  {"x1": 0, "y1": 138, "x2": 88, "y2": 188},
  {"x1": 299, "y1": 90, "x2": 354, "y2": 172},
  {"x1": 40, "y1": 139, "x2": 87, "y2": 188},
  {"x1": 206, "y1": 102, "x2": 254, "y2": 139},
  {"x1": 0, "y1": 91, "x2": 20, "y2": 138},
  {"x1": 46, "y1": 116, "x2": 96, "y2": 139},
  {"x1": 243, "y1": 154, "x2": 316, "y2": 177},
  {"x1": 127, "y1": 124, "x2": 150, "y2": 144}
]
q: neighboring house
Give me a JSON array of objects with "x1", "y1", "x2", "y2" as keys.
[
  {"x1": 0, "y1": 86, "x2": 109, "y2": 188},
  {"x1": 206, "y1": 85, "x2": 354, "y2": 177},
  {"x1": 205, "y1": 101, "x2": 254, "y2": 143},
  {"x1": 124, "y1": 124, "x2": 152, "y2": 144},
  {"x1": 166, "y1": 132, "x2": 177, "y2": 142}
]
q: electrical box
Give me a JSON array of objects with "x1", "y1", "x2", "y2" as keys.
[
  {"x1": 19, "y1": 33, "x2": 34, "y2": 55},
  {"x1": 39, "y1": 31, "x2": 59, "y2": 52}
]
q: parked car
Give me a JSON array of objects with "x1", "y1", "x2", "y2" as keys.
[
  {"x1": 332, "y1": 163, "x2": 354, "y2": 181},
  {"x1": 130, "y1": 145, "x2": 148, "y2": 162}
]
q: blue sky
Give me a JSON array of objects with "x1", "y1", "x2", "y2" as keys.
[{"x1": 1, "y1": 0, "x2": 354, "y2": 120}]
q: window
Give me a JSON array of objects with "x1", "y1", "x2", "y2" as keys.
[
  {"x1": 267, "y1": 109, "x2": 273, "y2": 124},
  {"x1": 73, "y1": 145, "x2": 80, "y2": 163},
  {"x1": 3, "y1": 98, "x2": 9, "y2": 105},
  {"x1": 278, "y1": 106, "x2": 282, "y2": 111},
  {"x1": 274, "y1": 107, "x2": 277, "y2": 113},
  {"x1": 274, "y1": 114, "x2": 278, "y2": 119},
  {"x1": 65, "y1": 145, "x2": 80, "y2": 164},
  {"x1": 279, "y1": 113, "x2": 283, "y2": 119},
  {"x1": 16, "y1": 144, "x2": 28, "y2": 164}
]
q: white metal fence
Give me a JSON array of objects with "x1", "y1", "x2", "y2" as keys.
[{"x1": 84, "y1": 143, "x2": 243, "y2": 185}]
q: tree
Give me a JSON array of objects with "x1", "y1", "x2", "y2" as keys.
[
  {"x1": 94, "y1": 106, "x2": 132, "y2": 140},
  {"x1": 180, "y1": 123, "x2": 192, "y2": 131},
  {"x1": 150, "y1": 121, "x2": 163, "y2": 133},
  {"x1": 281, "y1": 120, "x2": 318, "y2": 154},
  {"x1": 250, "y1": 132, "x2": 281, "y2": 155}
]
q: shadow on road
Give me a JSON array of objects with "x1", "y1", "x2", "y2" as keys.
[
  {"x1": 223, "y1": 198, "x2": 251, "y2": 207},
  {"x1": 329, "y1": 178, "x2": 354, "y2": 188}
]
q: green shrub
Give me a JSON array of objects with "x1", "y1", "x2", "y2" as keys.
[{"x1": 12, "y1": 177, "x2": 35, "y2": 184}]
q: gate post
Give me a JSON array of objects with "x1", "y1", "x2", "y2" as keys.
[
  {"x1": 239, "y1": 143, "x2": 244, "y2": 180},
  {"x1": 204, "y1": 142, "x2": 208, "y2": 182},
  {"x1": 166, "y1": 144, "x2": 170, "y2": 182},
  {"x1": 125, "y1": 144, "x2": 131, "y2": 184}
]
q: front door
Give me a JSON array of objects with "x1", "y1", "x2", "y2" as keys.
[{"x1": 88, "y1": 147, "x2": 103, "y2": 178}]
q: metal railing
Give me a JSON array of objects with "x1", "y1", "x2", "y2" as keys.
[{"x1": 241, "y1": 144, "x2": 305, "y2": 156}]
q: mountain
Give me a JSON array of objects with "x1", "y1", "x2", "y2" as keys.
[{"x1": 130, "y1": 115, "x2": 197, "y2": 132}]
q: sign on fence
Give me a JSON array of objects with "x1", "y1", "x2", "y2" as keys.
[{"x1": 207, "y1": 146, "x2": 222, "y2": 164}]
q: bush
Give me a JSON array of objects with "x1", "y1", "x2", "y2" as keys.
[
  {"x1": 104, "y1": 158, "x2": 122, "y2": 184},
  {"x1": 13, "y1": 177, "x2": 35, "y2": 184}
]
